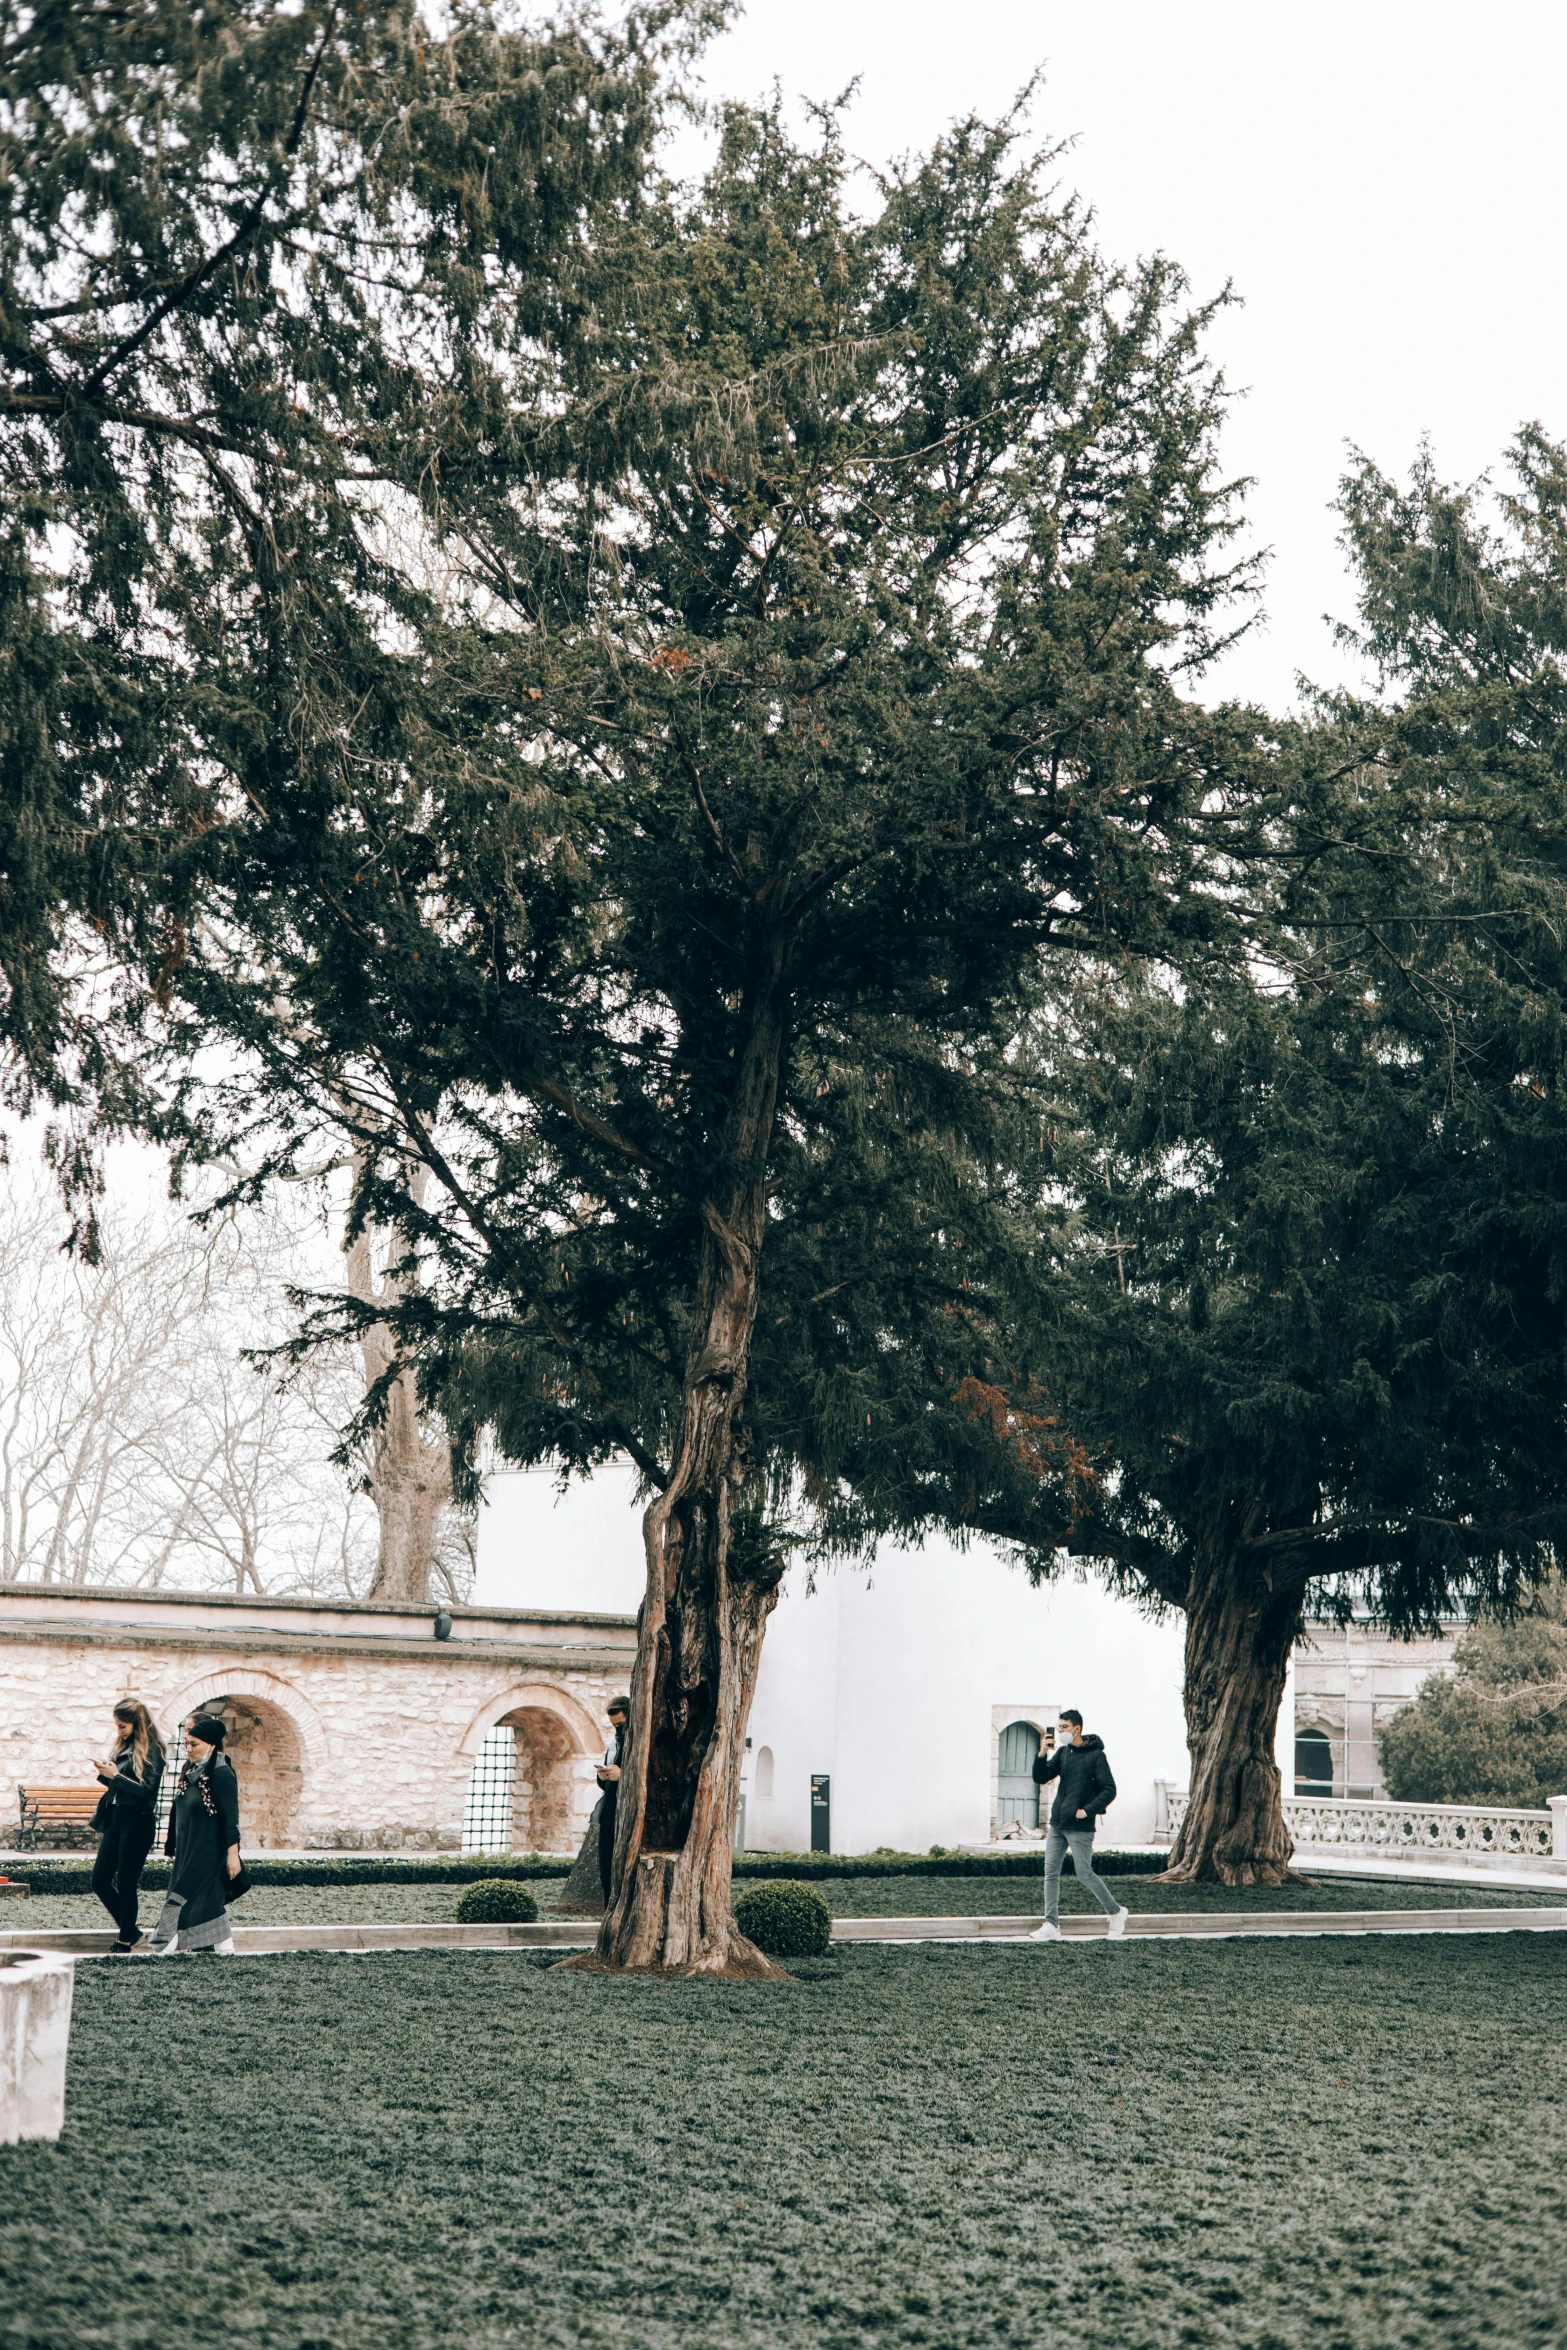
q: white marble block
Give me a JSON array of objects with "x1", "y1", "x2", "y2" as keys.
[{"x1": 0, "y1": 1950, "x2": 75, "y2": 2143}]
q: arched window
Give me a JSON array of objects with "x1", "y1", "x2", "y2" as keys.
[
  {"x1": 996, "y1": 1720, "x2": 1041, "y2": 1828},
  {"x1": 1294, "y1": 1729, "x2": 1334, "y2": 1797},
  {"x1": 754, "y1": 1744, "x2": 775, "y2": 1800}
]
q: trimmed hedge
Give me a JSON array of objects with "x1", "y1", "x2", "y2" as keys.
[
  {"x1": 454, "y1": 1878, "x2": 540, "y2": 1924},
  {"x1": 730, "y1": 1848, "x2": 1167, "y2": 1880},
  {"x1": 3, "y1": 1845, "x2": 1166, "y2": 1895},
  {"x1": 733, "y1": 1879, "x2": 832, "y2": 1957},
  {"x1": 2, "y1": 1852, "x2": 562, "y2": 1896}
]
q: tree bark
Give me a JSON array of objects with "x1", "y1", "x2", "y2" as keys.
[
  {"x1": 566, "y1": 969, "x2": 790, "y2": 1978},
  {"x1": 346, "y1": 1161, "x2": 452, "y2": 1606},
  {"x1": 1164, "y1": 1517, "x2": 1310, "y2": 1887},
  {"x1": 359, "y1": 1355, "x2": 451, "y2": 1604}
]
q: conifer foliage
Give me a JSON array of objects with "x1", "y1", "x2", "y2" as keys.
[
  {"x1": 949, "y1": 436, "x2": 1567, "y2": 1882},
  {"x1": 0, "y1": 0, "x2": 695, "y2": 1221}
]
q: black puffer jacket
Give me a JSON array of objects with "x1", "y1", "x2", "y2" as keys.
[{"x1": 1032, "y1": 1734, "x2": 1116, "y2": 1832}]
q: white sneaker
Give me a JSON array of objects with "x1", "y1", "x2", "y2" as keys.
[
  {"x1": 1107, "y1": 1907, "x2": 1129, "y2": 1939},
  {"x1": 213, "y1": 1937, "x2": 236, "y2": 1955},
  {"x1": 1028, "y1": 1921, "x2": 1063, "y2": 1941},
  {"x1": 154, "y1": 1938, "x2": 182, "y2": 1958}
]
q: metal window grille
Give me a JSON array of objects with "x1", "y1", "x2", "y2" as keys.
[
  {"x1": 462, "y1": 1726, "x2": 515, "y2": 1853},
  {"x1": 154, "y1": 1728, "x2": 185, "y2": 1846}
]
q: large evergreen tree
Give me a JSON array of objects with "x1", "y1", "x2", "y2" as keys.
[
  {"x1": 131, "y1": 101, "x2": 1263, "y2": 1972},
  {"x1": 936, "y1": 434, "x2": 1567, "y2": 1882}
]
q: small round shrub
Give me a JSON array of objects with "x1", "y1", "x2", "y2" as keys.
[
  {"x1": 454, "y1": 1877, "x2": 539, "y2": 1925},
  {"x1": 732, "y1": 1878, "x2": 832, "y2": 1958}
]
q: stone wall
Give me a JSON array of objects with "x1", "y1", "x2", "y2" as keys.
[{"x1": 0, "y1": 1586, "x2": 637, "y2": 1853}]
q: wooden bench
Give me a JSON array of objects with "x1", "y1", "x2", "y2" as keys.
[{"x1": 16, "y1": 1786, "x2": 101, "y2": 1851}]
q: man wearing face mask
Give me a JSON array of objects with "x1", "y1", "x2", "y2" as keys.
[{"x1": 1028, "y1": 1709, "x2": 1129, "y2": 1942}]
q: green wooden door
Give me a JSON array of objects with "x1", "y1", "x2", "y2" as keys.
[{"x1": 997, "y1": 1720, "x2": 1041, "y2": 1828}]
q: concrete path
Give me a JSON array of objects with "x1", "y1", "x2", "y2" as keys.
[
  {"x1": 0, "y1": 1921, "x2": 587, "y2": 1957},
  {"x1": 867, "y1": 1907, "x2": 1567, "y2": 1943},
  {"x1": 5, "y1": 1908, "x2": 1567, "y2": 1958}
]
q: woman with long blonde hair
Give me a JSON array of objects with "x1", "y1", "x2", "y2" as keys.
[{"x1": 89, "y1": 1698, "x2": 166, "y2": 1953}]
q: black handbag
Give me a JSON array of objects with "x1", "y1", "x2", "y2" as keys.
[{"x1": 224, "y1": 1860, "x2": 252, "y2": 1903}]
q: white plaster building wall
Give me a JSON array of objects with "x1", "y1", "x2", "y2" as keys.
[
  {"x1": 473, "y1": 1462, "x2": 646, "y2": 1619},
  {"x1": 741, "y1": 1567, "x2": 842, "y2": 1854},
  {"x1": 474, "y1": 1468, "x2": 1190, "y2": 1853},
  {"x1": 744, "y1": 1542, "x2": 1188, "y2": 1853}
]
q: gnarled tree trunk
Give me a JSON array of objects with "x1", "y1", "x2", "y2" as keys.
[
  {"x1": 1165, "y1": 1515, "x2": 1309, "y2": 1887},
  {"x1": 567, "y1": 978, "x2": 789, "y2": 1979}
]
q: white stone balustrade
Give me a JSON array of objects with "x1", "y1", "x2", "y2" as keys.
[
  {"x1": 1158, "y1": 1787, "x2": 1567, "y2": 1871},
  {"x1": 0, "y1": 1949, "x2": 74, "y2": 2143}
]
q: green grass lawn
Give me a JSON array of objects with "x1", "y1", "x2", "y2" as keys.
[
  {"x1": 8, "y1": 1869, "x2": 1564, "y2": 1932},
  {"x1": 4, "y1": 1935, "x2": 1565, "y2": 2349}
]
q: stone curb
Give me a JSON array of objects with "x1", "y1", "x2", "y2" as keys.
[
  {"x1": 5, "y1": 1906, "x2": 1567, "y2": 1959},
  {"x1": 833, "y1": 1908, "x2": 1567, "y2": 1941},
  {"x1": 0, "y1": 1921, "x2": 593, "y2": 1956}
]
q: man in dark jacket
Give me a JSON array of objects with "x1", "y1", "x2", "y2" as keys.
[{"x1": 1029, "y1": 1709, "x2": 1128, "y2": 1941}]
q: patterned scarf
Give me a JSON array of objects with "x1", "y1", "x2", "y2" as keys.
[{"x1": 179, "y1": 1755, "x2": 222, "y2": 1819}]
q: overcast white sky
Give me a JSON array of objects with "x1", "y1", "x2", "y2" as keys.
[{"x1": 685, "y1": 2, "x2": 1567, "y2": 715}]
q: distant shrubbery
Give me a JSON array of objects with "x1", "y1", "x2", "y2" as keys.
[
  {"x1": 1380, "y1": 1587, "x2": 1567, "y2": 1809},
  {"x1": 733, "y1": 1880, "x2": 832, "y2": 1957}
]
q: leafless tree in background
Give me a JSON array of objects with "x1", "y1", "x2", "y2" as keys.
[
  {"x1": 0, "y1": 1170, "x2": 410, "y2": 1594},
  {"x1": 344, "y1": 1154, "x2": 459, "y2": 1604}
]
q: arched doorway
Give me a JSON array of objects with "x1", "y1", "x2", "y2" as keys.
[
  {"x1": 457, "y1": 1685, "x2": 601, "y2": 1855},
  {"x1": 996, "y1": 1720, "x2": 1042, "y2": 1829},
  {"x1": 162, "y1": 1692, "x2": 306, "y2": 1849},
  {"x1": 505, "y1": 1705, "x2": 580, "y2": 1853}
]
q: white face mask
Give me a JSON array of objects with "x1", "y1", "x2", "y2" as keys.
[{"x1": 1057, "y1": 1726, "x2": 1077, "y2": 1746}]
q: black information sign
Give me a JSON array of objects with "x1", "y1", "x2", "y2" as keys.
[{"x1": 810, "y1": 1772, "x2": 831, "y2": 1854}]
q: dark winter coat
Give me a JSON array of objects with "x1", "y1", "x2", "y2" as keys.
[
  {"x1": 1033, "y1": 1734, "x2": 1117, "y2": 1833},
  {"x1": 90, "y1": 1739, "x2": 164, "y2": 1833},
  {"x1": 163, "y1": 1753, "x2": 242, "y2": 1936}
]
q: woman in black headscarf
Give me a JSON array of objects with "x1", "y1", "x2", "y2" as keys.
[
  {"x1": 148, "y1": 1713, "x2": 243, "y2": 1956},
  {"x1": 89, "y1": 1698, "x2": 165, "y2": 1952}
]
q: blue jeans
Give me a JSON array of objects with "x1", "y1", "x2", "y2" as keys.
[{"x1": 1042, "y1": 1826, "x2": 1120, "y2": 1926}]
